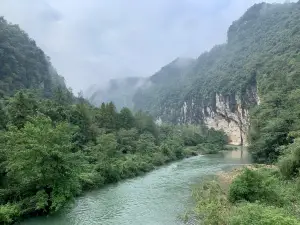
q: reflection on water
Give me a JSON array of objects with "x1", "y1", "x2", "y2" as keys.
[
  {"x1": 19, "y1": 150, "x2": 251, "y2": 225},
  {"x1": 222, "y1": 148, "x2": 250, "y2": 162}
]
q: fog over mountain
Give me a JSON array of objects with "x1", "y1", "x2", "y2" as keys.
[{"x1": 0, "y1": 0, "x2": 296, "y2": 93}]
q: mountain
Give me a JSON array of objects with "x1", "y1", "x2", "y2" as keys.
[
  {"x1": 86, "y1": 57, "x2": 195, "y2": 110},
  {"x1": 88, "y1": 2, "x2": 300, "y2": 162},
  {"x1": 0, "y1": 17, "x2": 67, "y2": 97},
  {"x1": 133, "y1": 57, "x2": 195, "y2": 114},
  {"x1": 132, "y1": 2, "x2": 299, "y2": 148}
]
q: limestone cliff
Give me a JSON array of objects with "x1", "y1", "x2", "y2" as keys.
[
  {"x1": 156, "y1": 84, "x2": 259, "y2": 146},
  {"x1": 200, "y1": 86, "x2": 259, "y2": 146},
  {"x1": 204, "y1": 93, "x2": 251, "y2": 146}
]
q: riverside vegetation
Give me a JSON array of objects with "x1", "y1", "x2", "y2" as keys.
[{"x1": 0, "y1": 90, "x2": 227, "y2": 224}]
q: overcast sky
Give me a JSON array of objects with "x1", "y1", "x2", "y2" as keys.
[{"x1": 0, "y1": 0, "x2": 295, "y2": 93}]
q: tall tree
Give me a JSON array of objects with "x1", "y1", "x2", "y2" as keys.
[
  {"x1": 118, "y1": 107, "x2": 135, "y2": 130},
  {"x1": 3, "y1": 115, "x2": 83, "y2": 212},
  {"x1": 7, "y1": 91, "x2": 37, "y2": 129}
]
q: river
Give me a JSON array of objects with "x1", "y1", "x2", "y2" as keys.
[{"x1": 18, "y1": 149, "x2": 251, "y2": 225}]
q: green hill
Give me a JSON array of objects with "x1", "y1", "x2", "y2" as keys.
[{"x1": 0, "y1": 17, "x2": 67, "y2": 97}]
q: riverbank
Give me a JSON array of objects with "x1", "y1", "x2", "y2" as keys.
[
  {"x1": 18, "y1": 151, "x2": 250, "y2": 225},
  {"x1": 0, "y1": 97, "x2": 229, "y2": 225},
  {"x1": 189, "y1": 164, "x2": 300, "y2": 225},
  {"x1": 4, "y1": 145, "x2": 221, "y2": 225}
]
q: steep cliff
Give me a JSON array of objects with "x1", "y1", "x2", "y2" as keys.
[{"x1": 156, "y1": 84, "x2": 258, "y2": 145}]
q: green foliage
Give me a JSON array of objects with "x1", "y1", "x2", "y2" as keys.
[
  {"x1": 135, "y1": 111, "x2": 158, "y2": 138},
  {"x1": 95, "y1": 102, "x2": 117, "y2": 132},
  {"x1": 229, "y1": 168, "x2": 283, "y2": 206},
  {"x1": 0, "y1": 203, "x2": 20, "y2": 224},
  {"x1": 117, "y1": 128, "x2": 138, "y2": 154},
  {"x1": 69, "y1": 103, "x2": 98, "y2": 146},
  {"x1": 229, "y1": 203, "x2": 300, "y2": 225},
  {"x1": 192, "y1": 180, "x2": 230, "y2": 225},
  {"x1": 190, "y1": 168, "x2": 300, "y2": 225},
  {"x1": 0, "y1": 101, "x2": 8, "y2": 130},
  {"x1": 2, "y1": 115, "x2": 82, "y2": 213},
  {"x1": 7, "y1": 91, "x2": 38, "y2": 128},
  {"x1": 118, "y1": 107, "x2": 135, "y2": 130},
  {"x1": 136, "y1": 132, "x2": 158, "y2": 153},
  {"x1": 0, "y1": 17, "x2": 67, "y2": 96},
  {"x1": 278, "y1": 138, "x2": 300, "y2": 179}
]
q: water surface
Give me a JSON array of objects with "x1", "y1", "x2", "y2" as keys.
[{"x1": 19, "y1": 150, "x2": 250, "y2": 225}]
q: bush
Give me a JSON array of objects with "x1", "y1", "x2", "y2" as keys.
[
  {"x1": 229, "y1": 168, "x2": 283, "y2": 206},
  {"x1": 196, "y1": 143, "x2": 222, "y2": 154},
  {"x1": 0, "y1": 203, "x2": 20, "y2": 224},
  {"x1": 150, "y1": 152, "x2": 167, "y2": 166},
  {"x1": 192, "y1": 180, "x2": 230, "y2": 225},
  {"x1": 278, "y1": 139, "x2": 300, "y2": 179},
  {"x1": 229, "y1": 203, "x2": 300, "y2": 225}
]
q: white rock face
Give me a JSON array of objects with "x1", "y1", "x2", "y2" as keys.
[
  {"x1": 158, "y1": 86, "x2": 258, "y2": 146},
  {"x1": 204, "y1": 94, "x2": 249, "y2": 146}
]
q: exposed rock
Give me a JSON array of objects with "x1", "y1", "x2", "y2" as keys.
[{"x1": 204, "y1": 93, "x2": 250, "y2": 146}]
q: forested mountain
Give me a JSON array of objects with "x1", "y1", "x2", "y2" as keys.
[
  {"x1": 0, "y1": 17, "x2": 67, "y2": 97},
  {"x1": 87, "y1": 57, "x2": 195, "y2": 110},
  {"x1": 134, "y1": 2, "x2": 300, "y2": 120},
  {"x1": 133, "y1": 57, "x2": 195, "y2": 116},
  {"x1": 96, "y1": 2, "x2": 300, "y2": 163}
]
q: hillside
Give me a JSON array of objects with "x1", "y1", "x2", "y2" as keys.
[
  {"x1": 87, "y1": 57, "x2": 195, "y2": 110},
  {"x1": 132, "y1": 2, "x2": 300, "y2": 162},
  {"x1": 87, "y1": 2, "x2": 300, "y2": 162},
  {"x1": 0, "y1": 17, "x2": 67, "y2": 97}
]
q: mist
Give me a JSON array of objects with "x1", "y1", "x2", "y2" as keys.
[{"x1": 0, "y1": 0, "x2": 296, "y2": 93}]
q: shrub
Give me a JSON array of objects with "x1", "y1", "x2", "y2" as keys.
[
  {"x1": 192, "y1": 180, "x2": 230, "y2": 225},
  {"x1": 196, "y1": 143, "x2": 221, "y2": 154},
  {"x1": 278, "y1": 139, "x2": 300, "y2": 179},
  {"x1": 229, "y1": 203, "x2": 300, "y2": 225},
  {"x1": 0, "y1": 203, "x2": 20, "y2": 224},
  {"x1": 229, "y1": 168, "x2": 283, "y2": 206}
]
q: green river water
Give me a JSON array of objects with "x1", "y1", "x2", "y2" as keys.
[{"x1": 18, "y1": 150, "x2": 251, "y2": 225}]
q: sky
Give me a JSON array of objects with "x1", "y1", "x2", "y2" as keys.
[{"x1": 0, "y1": 0, "x2": 296, "y2": 93}]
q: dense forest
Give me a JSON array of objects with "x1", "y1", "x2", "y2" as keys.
[
  {"x1": 0, "y1": 17, "x2": 227, "y2": 224},
  {"x1": 0, "y1": 17, "x2": 67, "y2": 97}
]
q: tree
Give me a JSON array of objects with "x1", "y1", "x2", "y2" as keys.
[
  {"x1": 3, "y1": 115, "x2": 83, "y2": 212},
  {"x1": 117, "y1": 107, "x2": 135, "y2": 130},
  {"x1": 95, "y1": 102, "x2": 117, "y2": 131},
  {"x1": 135, "y1": 111, "x2": 158, "y2": 139},
  {"x1": 117, "y1": 128, "x2": 138, "y2": 153},
  {"x1": 7, "y1": 91, "x2": 38, "y2": 129},
  {"x1": 0, "y1": 101, "x2": 8, "y2": 130},
  {"x1": 70, "y1": 103, "x2": 98, "y2": 147}
]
